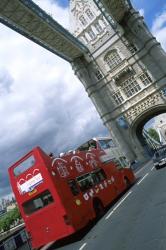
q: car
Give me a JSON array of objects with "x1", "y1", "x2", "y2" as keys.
[{"x1": 153, "y1": 148, "x2": 166, "y2": 170}]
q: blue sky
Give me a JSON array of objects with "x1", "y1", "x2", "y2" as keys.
[
  {"x1": 53, "y1": 0, "x2": 68, "y2": 8},
  {"x1": 132, "y1": 0, "x2": 166, "y2": 27}
]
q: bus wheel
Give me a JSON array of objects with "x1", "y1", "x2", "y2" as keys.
[
  {"x1": 124, "y1": 177, "x2": 130, "y2": 189},
  {"x1": 93, "y1": 199, "x2": 104, "y2": 219}
]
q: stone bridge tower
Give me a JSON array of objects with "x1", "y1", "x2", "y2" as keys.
[{"x1": 70, "y1": 0, "x2": 166, "y2": 163}]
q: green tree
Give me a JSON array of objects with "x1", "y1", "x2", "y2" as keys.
[
  {"x1": 10, "y1": 207, "x2": 21, "y2": 221},
  {"x1": 0, "y1": 207, "x2": 21, "y2": 232},
  {"x1": 0, "y1": 216, "x2": 12, "y2": 231},
  {"x1": 148, "y1": 128, "x2": 160, "y2": 142}
]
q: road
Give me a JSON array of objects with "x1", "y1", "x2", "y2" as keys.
[{"x1": 48, "y1": 161, "x2": 166, "y2": 250}]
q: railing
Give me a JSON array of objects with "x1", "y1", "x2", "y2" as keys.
[
  {"x1": 143, "y1": 129, "x2": 162, "y2": 152},
  {"x1": 0, "y1": 227, "x2": 31, "y2": 250}
]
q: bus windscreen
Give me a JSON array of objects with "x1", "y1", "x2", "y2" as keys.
[{"x1": 14, "y1": 155, "x2": 35, "y2": 176}]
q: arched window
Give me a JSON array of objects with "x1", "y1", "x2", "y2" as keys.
[
  {"x1": 101, "y1": 17, "x2": 108, "y2": 27},
  {"x1": 79, "y1": 16, "x2": 87, "y2": 26},
  {"x1": 85, "y1": 9, "x2": 94, "y2": 20},
  {"x1": 104, "y1": 50, "x2": 122, "y2": 71},
  {"x1": 88, "y1": 29, "x2": 96, "y2": 40},
  {"x1": 94, "y1": 22, "x2": 103, "y2": 33},
  {"x1": 84, "y1": 33, "x2": 90, "y2": 43},
  {"x1": 81, "y1": 35, "x2": 89, "y2": 44}
]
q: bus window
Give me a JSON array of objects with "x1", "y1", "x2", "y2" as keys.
[
  {"x1": 14, "y1": 155, "x2": 35, "y2": 176},
  {"x1": 77, "y1": 174, "x2": 93, "y2": 192},
  {"x1": 91, "y1": 171, "x2": 100, "y2": 184},
  {"x1": 68, "y1": 180, "x2": 80, "y2": 196},
  {"x1": 77, "y1": 140, "x2": 97, "y2": 151},
  {"x1": 99, "y1": 139, "x2": 115, "y2": 150},
  {"x1": 91, "y1": 169, "x2": 106, "y2": 184},
  {"x1": 23, "y1": 190, "x2": 54, "y2": 215},
  {"x1": 112, "y1": 158, "x2": 122, "y2": 169},
  {"x1": 96, "y1": 169, "x2": 106, "y2": 181},
  {"x1": 88, "y1": 140, "x2": 97, "y2": 150},
  {"x1": 77, "y1": 142, "x2": 89, "y2": 151}
]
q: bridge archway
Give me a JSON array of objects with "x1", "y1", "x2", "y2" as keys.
[{"x1": 130, "y1": 105, "x2": 166, "y2": 160}]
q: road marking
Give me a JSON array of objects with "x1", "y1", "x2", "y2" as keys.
[
  {"x1": 135, "y1": 168, "x2": 144, "y2": 175},
  {"x1": 105, "y1": 191, "x2": 132, "y2": 220},
  {"x1": 79, "y1": 243, "x2": 87, "y2": 250},
  {"x1": 41, "y1": 242, "x2": 54, "y2": 250},
  {"x1": 151, "y1": 166, "x2": 155, "y2": 171},
  {"x1": 137, "y1": 173, "x2": 149, "y2": 185}
]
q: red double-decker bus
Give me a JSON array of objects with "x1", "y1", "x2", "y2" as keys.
[{"x1": 8, "y1": 147, "x2": 135, "y2": 249}]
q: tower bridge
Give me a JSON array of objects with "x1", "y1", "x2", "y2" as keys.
[
  {"x1": 0, "y1": 0, "x2": 166, "y2": 163},
  {"x1": 0, "y1": 0, "x2": 88, "y2": 62}
]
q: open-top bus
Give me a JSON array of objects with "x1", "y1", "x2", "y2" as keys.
[
  {"x1": 77, "y1": 137, "x2": 128, "y2": 167},
  {"x1": 8, "y1": 146, "x2": 135, "y2": 249}
]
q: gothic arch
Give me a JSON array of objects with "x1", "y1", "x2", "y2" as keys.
[{"x1": 130, "y1": 104, "x2": 166, "y2": 159}]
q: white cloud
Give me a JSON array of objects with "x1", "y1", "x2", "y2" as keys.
[
  {"x1": 34, "y1": 0, "x2": 70, "y2": 29},
  {"x1": 0, "y1": 68, "x2": 13, "y2": 95},
  {"x1": 151, "y1": 8, "x2": 166, "y2": 50},
  {"x1": 0, "y1": 1, "x2": 107, "y2": 197},
  {"x1": 139, "y1": 8, "x2": 145, "y2": 17}
]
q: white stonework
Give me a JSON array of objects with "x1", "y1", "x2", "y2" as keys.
[
  {"x1": 70, "y1": 0, "x2": 166, "y2": 162},
  {"x1": 70, "y1": 0, "x2": 112, "y2": 51},
  {"x1": 154, "y1": 115, "x2": 166, "y2": 144}
]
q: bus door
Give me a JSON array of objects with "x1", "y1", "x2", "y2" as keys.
[
  {"x1": 107, "y1": 160, "x2": 126, "y2": 194},
  {"x1": 66, "y1": 178, "x2": 93, "y2": 228}
]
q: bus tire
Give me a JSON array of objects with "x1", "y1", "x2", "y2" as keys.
[
  {"x1": 93, "y1": 199, "x2": 104, "y2": 219},
  {"x1": 124, "y1": 177, "x2": 131, "y2": 189}
]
